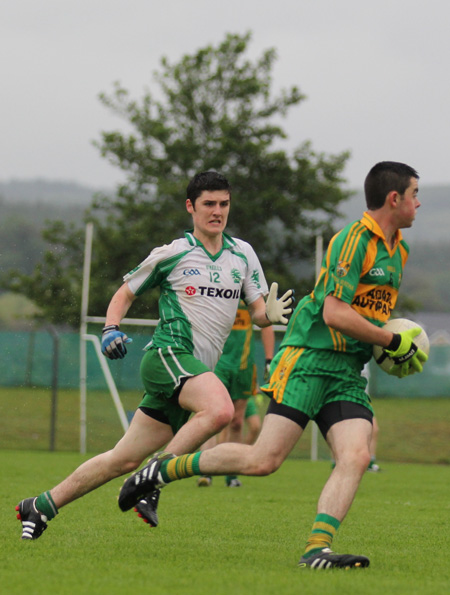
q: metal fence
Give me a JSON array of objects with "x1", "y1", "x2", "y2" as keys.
[{"x1": 2, "y1": 329, "x2": 450, "y2": 397}]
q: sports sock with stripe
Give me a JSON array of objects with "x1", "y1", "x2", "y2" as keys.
[
  {"x1": 303, "y1": 513, "x2": 340, "y2": 558},
  {"x1": 35, "y1": 491, "x2": 58, "y2": 520},
  {"x1": 160, "y1": 452, "x2": 202, "y2": 483}
]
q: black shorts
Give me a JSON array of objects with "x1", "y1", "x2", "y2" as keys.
[{"x1": 266, "y1": 398, "x2": 373, "y2": 439}]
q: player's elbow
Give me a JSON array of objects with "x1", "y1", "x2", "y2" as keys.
[
  {"x1": 323, "y1": 296, "x2": 344, "y2": 330},
  {"x1": 323, "y1": 307, "x2": 339, "y2": 329}
]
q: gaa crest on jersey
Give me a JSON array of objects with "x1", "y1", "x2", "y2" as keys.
[
  {"x1": 183, "y1": 268, "x2": 201, "y2": 276},
  {"x1": 369, "y1": 267, "x2": 384, "y2": 277},
  {"x1": 336, "y1": 261, "x2": 350, "y2": 277}
]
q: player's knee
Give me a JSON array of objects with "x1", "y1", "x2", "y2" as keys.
[
  {"x1": 108, "y1": 453, "x2": 142, "y2": 476},
  {"x1": 252, "y1": 453, "x2": 282, "y2": 476},
  {"x1": 122, "y1": 459, "x2": 142, "y2": 474},
  {"x1": 210, "y1": 403, "x2": 234, "y2": 433},
  {"x1": 338, "y1": 448, "x2": 370, "y2": 474},
  {"x1": 359, "y1": 449, "x2": 372, "y2": 471},
  {"x1": 355, "y1": 446, "x2": 371, "y2": 471}
]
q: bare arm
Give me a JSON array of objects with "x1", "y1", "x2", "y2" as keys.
[
  {"x1": 248, "y1": 296, "x2": 272, "y2": 328},
  {"x1": 260, "y1": 325, "x2": 275, "y2": 360},
  {"x1": 323, "y1": 295, "x2": 394, "y2": 348},
  {"x1": 105, "y1": 282, "x2": 137, "y2": 327}
]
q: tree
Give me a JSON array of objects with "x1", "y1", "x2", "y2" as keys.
[{"x1": 4, "y1": 32, "x2": 351, "y2": 326}]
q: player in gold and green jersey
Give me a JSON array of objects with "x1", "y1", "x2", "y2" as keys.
[
  {"x1": 116, "y1": 162, "x2": 429, "y2": 570},
  {"x1": 263, "y1": 210, "x2": 410, "y2": 420},
  {"x1": 281, "y1": 210, "x2": 409, "y2": 361}
]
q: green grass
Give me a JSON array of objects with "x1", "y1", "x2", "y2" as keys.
[
  {"x1": 372, "y1": 397, "x2": 450, "y2": 464},
  {"x1": 2, "y1": 451, "x2": 450, "y2": 594},
  {"x1": 1, "y1": 387, "x2": 450, "y2": 465},
  {"x1": 0, "y1": 387, "x2": 141, "y2": 453}
]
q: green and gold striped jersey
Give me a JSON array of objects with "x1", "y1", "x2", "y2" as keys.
[{"x1": 281, "y1": 212, "x2": 409, "y2": 363}]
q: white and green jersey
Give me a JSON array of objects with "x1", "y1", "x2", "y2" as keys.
[{"x1": 124, "y1": 230, "x2": 268, "y2": 370}]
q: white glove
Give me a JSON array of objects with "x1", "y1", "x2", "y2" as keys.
[{"x1": 265, "y1": 282, "x2": 294, "y2": 325}]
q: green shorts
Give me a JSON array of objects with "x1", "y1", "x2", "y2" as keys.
[
  {"x1": 261, "y1": 346, "x2": 372, "y2": 420},
  {"x1": 139, "y1": 346, "x2": 210, "y2": 434},
  {"x1": 245, "y1": 396, "x2": 258, "y2": 418},
  {"x1": 214, "y1": 360, "x2": 255, "y2": 401}
]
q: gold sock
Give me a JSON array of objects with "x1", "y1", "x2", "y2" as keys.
[
  {"x1": 163, "y1": 452, "x2": 201, "y2": 482},
  {"x1": 303, "y1": 513, "x2": 340, "y2": 558}
]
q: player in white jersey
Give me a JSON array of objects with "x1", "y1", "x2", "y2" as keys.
[
  {"x1": 124, "y1": 231, "x2": 268, "y2": 370},
  {"x1": 15, "y1": 171, "x2": 293, "y2": 540}
]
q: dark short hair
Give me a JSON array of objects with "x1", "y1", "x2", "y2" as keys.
[
  {"x1": 186, "y1": 171, "x2": 231, "y2": 205},
  {"x1": 364, "y1": 161, "x2": 419, "y2": 210}
]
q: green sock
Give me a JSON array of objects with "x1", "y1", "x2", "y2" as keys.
[
  {"x1": 35, "y1": 491, "x2": 58, "y2": 520},
  {"x1": 303, "y1": 513, "x2": 340, "y2": 558},
  {"x1": 160, "y1": 452, "x2": 202, "y2": 483}
]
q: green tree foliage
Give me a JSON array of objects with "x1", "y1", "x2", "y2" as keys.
[
  {"x1": 0, "y1": 199, "x2": 85, "y2": 277},
  {"x1": 5, "y1": 32, "x2": 351, "y2": 326}
]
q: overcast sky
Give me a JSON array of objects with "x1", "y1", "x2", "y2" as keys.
[{"x1": 2, "y1": 0, "x2": 450, "y2": 192}]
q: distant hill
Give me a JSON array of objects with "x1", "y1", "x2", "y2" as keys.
[
  {"x1": 1, "y1": 179, "x2": 450, "y2": 312},
  {"x1": 1, "y1": 178, "x2": 449, "y2": 243},
  {"x1": 0, "y1": 178, "x2": 109, "y2": 206},
  {"x1": 338, "y1": 185, "x2": 450, "y2": 243}
]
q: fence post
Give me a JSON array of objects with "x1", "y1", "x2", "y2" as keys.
[
  {"x1": 25, "y1": 330, "x2": 36, "y2": 386},
  {"x1": 47, "y1": 325, "x2": 59, "y2": 452}
]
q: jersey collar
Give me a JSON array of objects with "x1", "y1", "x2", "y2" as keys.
[
  {"x1": 184, "y1": 229, "x2": 236, "y2": 249},
  {"x1": 184, "y1": 230, "x2": 236, "y2": 260},
  {"x1": 361, "y1": 212, "x2": 403, "y2": 246}
]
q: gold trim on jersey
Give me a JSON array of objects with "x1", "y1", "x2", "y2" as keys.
[
  {"x1": 340, "y1": 221, "x2": 366, "y2": 266},
  {"x1": 329, "y1": 327, "x2": 346, "y2": 351},
  {"x1": 262, "y1": 346, "x2": 305, "y2": 403},
  {"x1": 362, "y1": 235, "x2": 379, "y2": 276},
  {"x1": 398, "y1": 242, "x2": 409, "y2": 270},
  {"x1": 240, "y1": 325, "x2": 252, "y2": 370},
  {"x1": 361, "y1": 212, "x2": 404, "y2": 256},
  {"x1": 333, "y1": 284, "x2": 344, "y2": 300}
]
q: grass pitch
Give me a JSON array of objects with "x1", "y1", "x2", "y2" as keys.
[
  {"x1": 1, "y1": 387, "x2": 450, "y2": 464},
  {"x1": 3, "y1": 451, "x2": 450, "y2": 595}
]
